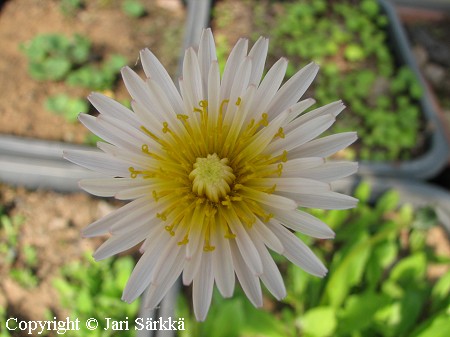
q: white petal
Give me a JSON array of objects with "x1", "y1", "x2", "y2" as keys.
[
  {"x1": 63, "y1": 149, "x2": 130, "y2": 177},
  {"x1": 220, "y1": 38, "x2": 248, "y2": 100},
  {"x1": 282, "y1": 157, "x2": 325, "y2": 174},
  {"x1": 294, "y1": 161, "x2": 359, "y2": 182},
  {"x1": 144, "y1": 246, "x2": 185, "y2": 309},
  {"x1": 82, "y1": 196, "x2": 152, "y2": 237},
  {"x1": 121, "y1": 67, "x2": 157, "y2": 117},
  {"x1": 88, "y1": 93, "x2": 140, "y2": 128},
  {"x1": 198, "y1": 28, "x2": 217, "y2": 96},
  {"x1": 251, "y1": 237, "x2": 286, "y2": 300},
  {"x1": 285, "y1": 100, "x2": 345, "y2": 133},
  {"x1": 114, "y1": 184, "x2": 151, "y2": 200},
  {"x1": 286, "y1": 98, "x2": 317, "y2": 123},
  {"x1": 212, "y1": 219, "x2": 235, "y2": 297},
  {"x1": 267, "y1": 114, "x2": 335, "y2": 154},
  {"x1": 268, "y1": 221, "x2": 327, "y2": 277},
  {"x1": 267, "y1": 62, "x2": 319, "y2": 119},
  {"x1": 222, "y1": 208, "x2": 263, "y2": 276},
  {"x1": 237, "y1": 110, "x2": 289, "y2": 162},
  {"x1": 79, "y1": 114, "x2": 147, "y2": 153},
  {"x1": 270, "y1": 209, "x2": 335, "y2": 239},
  {"x1": 182, "y1": 240, "x2": 203, "y2": 286},
  {"x1": 288, "y1": 132, "x2": 357, "y2": 159},
  {"x1": 248, "y1": 36, "x2": 269, "y2": 86},
  {"x1": 279, "y1": 190, "x2": 359, "y2": 210},
  {"x1": 223, "y1": 57, "x2": 252, "y2": 128},
  {"x1": 183, "y1": 47, "x2": 204, "y2": 106},
  {"x1": 207, "y1": 61, "x2": 221, "y2": 128},
  {"x1": 238, "y1": 185, "x2": 297, "y2": 210},
  {"x1": 93, "y1": 223, "x2": 149, "y2": 260},
  {"x1": 140, "y1": 48, "x2": 184, "y2": 115},
  {"x1": 230, "y1": 240, "x2": 263, "y2": 307},
  {"x1": 252, "y1": 217, "x2": 284, "y2": 254},
  {"x1": 122, "y1": 228, "x2": 169, "y2": 302},
  {"x1": 249, "y1": 57, "x2": 288, "y2": 122},
  {"x1": 249, "y1": 177, "x2": 330, "y2": 194},
  {"x1": 193, "y1": 253, "x2": 214, "y2": 321},
  {"x1": 79, "y1": 177, "x2": 142, "y2": 197}
]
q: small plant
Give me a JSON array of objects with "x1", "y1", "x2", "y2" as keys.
[
  {"x1": 53, "y1": 254, "x2": 140, "y2": 337},
  {"x1": 45, "y1": 94, "x2": 89, "y2": 123},
  {"x1": 0, "y1": 208, "x2": 25, "y2": 266},
  {"x1": 65, "y1": 54, "x2": 127, "y2": 91},
  {"x1": 60, "y1": 0, "x2": 85, "y2": 16},
  {"x1": 262, "y1": 0, "x2": 424, "y2": 161},
  {"x1": 1, "y1": 207, "x2": 39, "y2": 289},
  {"x1": 178, "y1": 183, "x2": 450, "y2": 336},
  {"x1": 122, "y1": 0, "x2": 146, "y2": 18},
  {"x1": 21, "y1": 34, "x2": 91, "y2": 81}
]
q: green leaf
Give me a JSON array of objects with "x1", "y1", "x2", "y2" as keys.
[
  {"x1": 411, "y1": 312, "x2": 450, "y2": 337},
  {"x1": 430, "y1": 270, "x2": 450, "y2": 312},
  {"x1": 323, "y1": 233, "x2": 372, "y2": 307},
  {"x1": 337, "y1": 292, "x2": 390, "y2": 335},
  {"x1": 412, "y1": 207, "x2": 438, "y2": 230},
  {"x1": 300, "y1": 306, "x2": 337, "y2": 337},
  {"x1": 353, "y1": 181, "x2": 371, "y2": 204},
  {"x1": 389, "y1": 252, "x2": 427, "y2": 286},
  {"x1": 375, "y1": 190, "x2": 399, "y2": 214},
  {"x1": 45, "y1": 94, "x2": 88, "y2": 122}
]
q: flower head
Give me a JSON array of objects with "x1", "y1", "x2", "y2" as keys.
[{"x1": 64, "y1": 28, "x2": 358, "y2": 321}]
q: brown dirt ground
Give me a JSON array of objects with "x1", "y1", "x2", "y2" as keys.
[{"x1": 0, "y1": 0, "x2": 185, "y2": 143}]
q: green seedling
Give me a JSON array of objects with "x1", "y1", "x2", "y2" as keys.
[
  {"x1": 122, "y1": 0, "x2": 146, "y2": 18},
  {"x1": 54, "y1": 254, "x2": 139, "y2": 337},
  {"x1": 45, "y1": 94, "x2": 89, "y2": 123},
  {"x1": 177, "y1": 183, "x2": 450, "y2": 337},
  {"x1": 21, "y1": 34, "x2": 90, "y2": 81},
  {"x1": 267, "y1": 0, "x2": 423, "y2": 161}
]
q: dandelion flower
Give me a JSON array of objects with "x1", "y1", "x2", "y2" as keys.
[{"x1": 64, "y1": 28, "x2": 358, "y2": 321}]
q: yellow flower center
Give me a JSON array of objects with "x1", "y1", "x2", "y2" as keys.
[
  {"x1": 129, "y1": 97, "x2": 287, "y2": 251},
  {"x1": 189, "y1": 154, "x2": 236, "y2": 203}
]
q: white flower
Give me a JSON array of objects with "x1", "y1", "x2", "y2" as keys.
[{"x1": 64, "y1": 28, "x2": 358, "y2": 321}]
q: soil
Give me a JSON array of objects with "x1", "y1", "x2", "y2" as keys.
[{"x1": 0, "y1": 0, "x2": 185, "y2": 143}]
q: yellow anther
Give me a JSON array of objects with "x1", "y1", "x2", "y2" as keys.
[
  {"x1": 178, "y1": 234, "x2": 189, "y2": 246},
  {"x1": 152, "y1": 190, "x2": 159, "y2": 201},
  {"x1": 263, "y1": 213, "x2": 274, "y2": 223},
  {"x1": 199, "y1": 100, "x2": 208, "y2": 108},
  {"x1": 260, "y1": 113, "x2": 269, "y2": 127},
  {"x1": 221, "y1": 195, "x2": 232, "y2": 208},
  {"x1": 235, "y1": 97, "x2": 242, "y2": 106},
  {"x1": 177, "y1": 114, "x2": 189, "y2": 121},
  {"x1": 165, "y1": 225, "x2": 175, "y2": 236},
  {"x1": 203, "y1": 244, "x2": 216, "y2": 252},
  {"x1": 265, "y1": 184, "x2": 277, "y2": 194},
  {"x1": 157, "y1": 212, "x2": 167, "y2": 221},
  {"x1": 162, "y1": 122, "x2": 170, "y2": 133},
  {"x1": 129, "y1": 167, "x2": 140, "y2": 179},
  {"x1": 224, "y1": 226, "x2": 236, "y2": 239},
  {"x1": 274, "y1": 127, "x2": 285, "y2": 139},
  {"x1": 141, "y1": 144, "x2": 151, "y2": 154},
  {"x1": 277, "y1": 163, "x2": 283, "y2": 176}
]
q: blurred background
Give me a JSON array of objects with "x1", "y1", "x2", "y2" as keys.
[{"x1": 0, "y1": 0, "x2": 449, "y2": 336}]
